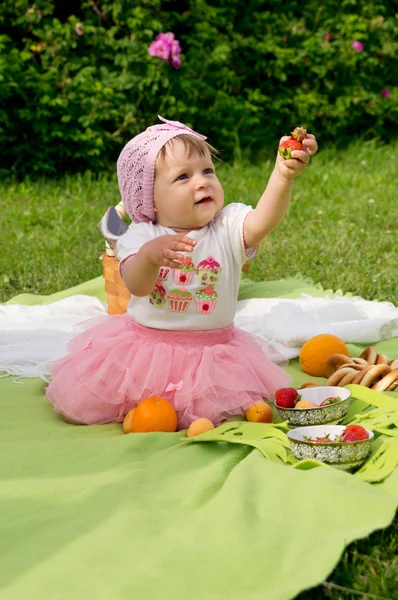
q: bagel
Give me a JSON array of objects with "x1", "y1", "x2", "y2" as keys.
[
  {"x1": 324, "y1": 354, "x2": 353, "y2": 377},
  {"x1": 352, "y1": 365, "x2": 373, "y2": 385},
  {"x1": 376, "y1": 353, "x2": 390, "y2": 365},
  {"x1": 351, "y1": 357, "x2": 369, "y2": 367},
  {"x1": 371, "y1": 368, "x2": 398, "y2": 392},
  {"x1": 336, "y1": 362, "x2": 363, "y2": 371},
  {"x1": 338, "y1": 370, "x2": 361, "y2": 386},
  {"x1": 389, "y1": 359, "x2": 398, "y2": 369},
  {"x1": 326, "y1": 367, "x2": 358, "y2": 387},
  {"x1": 300, "y1": 381, "x2": 322, "y2": 388},
  {"x1": 359, "y1": 346, "x2": 378, "y2": 365},
  {"x1": 360, "y1": 364, "x2": 391, "y2": 388}
]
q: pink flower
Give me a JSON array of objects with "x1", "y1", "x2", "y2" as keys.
[
  {"x1": 75, "y1": 23, "x2": 84, "y2": 36},
  {"x1": 381, "y1": 88, "x2": 392, "y2": 97},
  {"x1": 158, "y1": 33, "x2": 175, "y2": 46},
  {"x1": 148, "y1": 32, "x2": 182, "y2": 69},
  {"x1": 148, "y1": 38, "x2": 170, "y2": 61},
  {"x1": 324, "y1": 34, "x2": 331, "y2": 42},
  {"x1": 170, "y1": 39, "x2": 182, "y2": 68},
  {"x1": 351, "y1": 40, "x2": 364, "y2": 52},
  {"x1": 171, "y1": 56, "x2": 181, "y2": 68}
]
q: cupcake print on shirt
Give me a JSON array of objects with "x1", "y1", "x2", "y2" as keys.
[
  {"x1": 197, "y1": 256, "x2": 222, "y2": 285},
  {"x1": 168, "y1": 288, "x2": 193, "y2": 312},
  {"x1": 149, "y1": 281, "x2": 167, "y2": 308},
  {"x1": 158, "y1": 266, "x2": 171, "y2": 281},
  {"x1": 195, "y1": 286, "x2": 218, "y2": 314},
  {"x1": 173, "y1": 256, "x2": 196, "y2": 285}
]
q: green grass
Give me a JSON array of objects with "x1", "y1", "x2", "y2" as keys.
[
  {"x1": 1, "y1": 140, "x2": 398, "y2": 599},
  {"x1": 297, "y1": 517, "x2": 398, "y2": 599}
]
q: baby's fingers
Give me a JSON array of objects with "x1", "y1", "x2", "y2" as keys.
[
  {"x1": 170, "y1": 240, "x2": 196, "y2": 253},
  {"x1": 162, "y1": 258, "x2": 184, "y2": 268},
  {"x1": 163, "y1": 248, "x2": 185, "y2": 264},
  {"x1": 173, "y1": 234, "x2": 197, "y2": 249},
  {"x1": 290, "y1": 150, "x2": 310, "y2": 164},
  {"x1": 303, "y1": 136, "x2": 318, "y2": 155}
]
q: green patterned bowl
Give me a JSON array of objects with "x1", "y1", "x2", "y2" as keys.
[
  {"x1": 274, "y1": 386, "x2": 351, "y2": 427},
  {"x1": 288, "y1": 425, "x2": 373, "y2": 471}
]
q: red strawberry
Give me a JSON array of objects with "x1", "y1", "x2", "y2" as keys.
[
  {"x1": 343, "y1": 424, "x2": 368, "y2": 441},
  {"x1": 279, "y1": 126, "x2": 307, "y2": 160},
  {"x1": 342, "y1": 431, "x2": 361, "y2": 442},
  {"x1": 275, "y1": 387, "x2": 300, "y2": 408}
]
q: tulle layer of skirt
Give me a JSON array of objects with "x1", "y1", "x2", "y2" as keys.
[{"x1": 45, "y1": 315, "x2": 291, "y2": 428}]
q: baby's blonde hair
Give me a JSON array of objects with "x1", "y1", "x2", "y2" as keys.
[{"x1": 157, "y1": 134, "x2": 218, "y2": 165}]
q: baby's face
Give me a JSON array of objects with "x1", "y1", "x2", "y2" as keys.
[{"x1": 153, "y1": 138, "x2": 224, "y2": 232}]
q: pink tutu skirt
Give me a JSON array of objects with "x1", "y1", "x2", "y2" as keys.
[{"x1": 46, "y1": 316, "x2": 291, "y2": 428}]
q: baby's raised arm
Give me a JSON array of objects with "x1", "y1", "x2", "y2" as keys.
[
  {"x1": 121, "y1": 234, "x2": 196, "y2": 296},
  {"x1": 244, "y1": 133, "x2": 318, "y2": 248}
]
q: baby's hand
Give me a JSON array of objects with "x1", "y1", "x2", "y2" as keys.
[
  {"x1": 276, "y1": 133, "x2": 318, "y2": 181},
  {"x1": 142, "y1": 234, "x2": 197, "y2": 268}
]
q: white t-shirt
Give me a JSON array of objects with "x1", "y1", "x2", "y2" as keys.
[{"x1": 116, "y1": 203, "x2": 257, "y2": 331}]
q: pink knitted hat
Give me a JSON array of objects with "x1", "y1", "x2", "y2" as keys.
[{"x1": 117, "y1": 116, "x2": 207, "y2": 223}]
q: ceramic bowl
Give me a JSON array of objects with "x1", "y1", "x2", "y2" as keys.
[
  {"x1": 287, "y1": 424, "x2": 373, "y2": 471},
  {"x1": 274, "y1": 386, "x2": 351, "y2": 427}
]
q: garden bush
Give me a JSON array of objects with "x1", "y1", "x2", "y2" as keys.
[{"x1": 0, "y1": 0, "x2": 396, "y2": 176}]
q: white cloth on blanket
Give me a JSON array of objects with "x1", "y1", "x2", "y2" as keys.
[
  {"x1": 233, "y1": 295, "x2": 398, "y2": 359},
  {"x1": 0, "y1": 296, "x2": 107, "y2": 380},
  {"x1": 1, "y1": 293, "x2": 398, "y2": 379}
]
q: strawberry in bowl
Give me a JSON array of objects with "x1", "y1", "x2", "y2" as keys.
[
  {"x1": 288, "y1": 424, "x2": 373, "y2": 471},
  {"x1": 274, "y1": 387, "x2": 301, "y2": 408},
  {"x1": 274, "y1": 386, "x2": 351, "y2": 427}
]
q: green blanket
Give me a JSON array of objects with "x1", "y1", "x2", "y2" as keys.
[{"x1": 1, "y1": 276, "x2": 398, "y2": 600}]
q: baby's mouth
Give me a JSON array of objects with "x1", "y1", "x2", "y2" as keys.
[{"x1": 195, "y1": 196, "x2": 213, "y2": 205}]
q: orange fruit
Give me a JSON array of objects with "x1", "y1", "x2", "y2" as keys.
[
  {"x1": 187, "y1": 418, "x2": 215, "y2": 437},
  {"x1": 299, "y1": 334, "x2": 349, "y2": 378},
  {"x1": 295, "y1": 400, "x2": 318, "y2": 408},
  {"x1": 245, "y1": 401, "x2": 273, "y2": 423},
  {"x1": 122, "y1": 408, "x2": 136, "y2": 434},
  {"x1": 131, "y1": 397, "x2": 178, "y2": 433}
]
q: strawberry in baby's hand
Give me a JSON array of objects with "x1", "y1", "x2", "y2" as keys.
[
  {"x1": 279, "y1": 127, "x2": 308, "y2": 160},
  {"x1": 342, "y1": 424, "x2": 368, "y2": 441},
  {"x1": 275, "y1": 387, "x2": 301, "y2": 408}
]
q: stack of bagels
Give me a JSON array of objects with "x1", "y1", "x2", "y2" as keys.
[{"x1": 304, "y1": 346, "x2": 398, "y2": 391}]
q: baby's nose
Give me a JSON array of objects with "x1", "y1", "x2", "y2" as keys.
[{"x1": 195, "y1": 174, "x2": 210, "y2": 188}]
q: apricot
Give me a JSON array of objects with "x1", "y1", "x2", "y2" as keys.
[
  {"x1": 187, "y1": 418, "x2": 215, "y2": 437},
  {"x1": 295, "y1": 400, "x2": 318, "y2": 409},
  {"x1": 122, "y1": 408, "x2": 136, "y2": 434},
  {"x1": 245, "y1": 401, "x2": 273, "y2": 423}
]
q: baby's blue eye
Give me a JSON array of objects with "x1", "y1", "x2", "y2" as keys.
[
  {"x1": 204, "y1": 168, "x2": 213, "y2": 174},
  {"x1": 176, "y1": 173, "x2": 188, "y2": 181}
]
